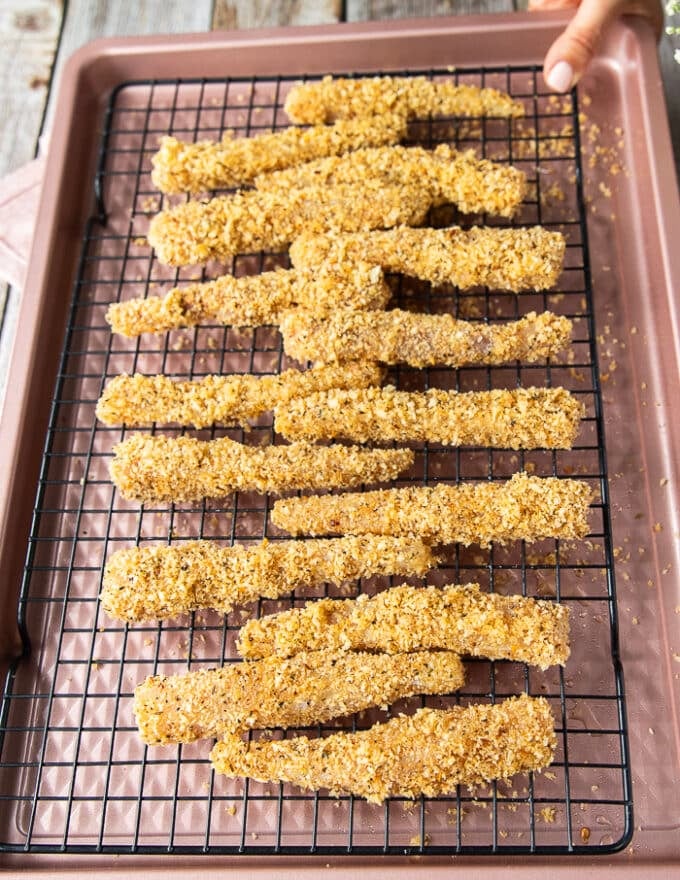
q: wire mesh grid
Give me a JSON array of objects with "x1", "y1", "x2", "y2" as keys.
[{"x1": 0, "y1": 66, "x2": 632, "y2": 856}]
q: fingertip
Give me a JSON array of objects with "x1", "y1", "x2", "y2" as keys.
[
  {"x1": 542, "y1": 29, "x2": 592, "y2": 93},
  {"x1": 545, "y1": 59, "x2": 575, "y2": 93}
]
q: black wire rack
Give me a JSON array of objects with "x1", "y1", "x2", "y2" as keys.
[{"x1": 0, "y1": 66, "x2": 632, "y2": 857}]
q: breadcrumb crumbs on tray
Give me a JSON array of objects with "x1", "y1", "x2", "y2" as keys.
[
  {"x1": 110, "y1": 433, "x2": 414, "y2": 502},
  {"x1": 100, "y1": 536, "x2": 437, "y2": 622},
  {"x1": 237, "y1": 582, "x2": 570, "y2": 670},
  {"x1": 283, "y1": 75, "x2": 525, "y2": 124},
  {"x1": 209, "y1": 694, "x2": 555, "y2": 804},
  {"x1": 150, "y1": 115, "x2": 407, "y2": 193},
  {"x1": 105, "y1": 263, "x2": 391, "y2": 336},
  {"x1": 540, "y1": 806, "x2": 557, "y2": 824},
  {"x1": 289, "y1": 226, "x2": 565, "y2": 292},
  {"x1": 274, "y1": 386, "x2": 584, "y2": 449},
  {"x1": 279, "y1": 308, "x2": 572, "y2": 368},
  {"x1": 270, "y1": 471, "x2": 593, "y2": 546},
  {"x1": 96, "y1": 362, "x2": 383, "y2": 429},
  {"x1": 133, "y1": 649, "x2": 465, "y2": 744},
  {"x1": 147, "y1": 182, "x2": 432, "y2": 266},
  {"x1": 256, "y1": 144, "x2": 527, "y2": 219}
]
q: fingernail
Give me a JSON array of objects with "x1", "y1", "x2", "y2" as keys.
[{"x1": 546, "y1": 60, "x2": 574, "y2": 93}]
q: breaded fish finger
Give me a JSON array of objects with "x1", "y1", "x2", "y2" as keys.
[
  {"x1": 238, "y1": 583, "x2": 570, "y2": 670},
  {"x1": 257, "y1": 144, "x2": 527, "y2": 218},
  {"x1": 283, "y1": 74, "x2": 525, "y2": 123},
  {"x1": 106, "y1": 263, "x2": 390, "y2": 337},
  {"x1": 134, "y1": 649, "x2": 465, "y2": 744},
  {"x1": 279, "y1": 309, "x2": 571, "y2": 367},
  {"x1": 96, "y1": 362, "x2": 383, "y2": 429},
  {"x1": 210, "y1": 694, "x2": 556, "y2": 804},
  {"x1": 100, "y1": 536, "x2": 438, "y2": 622},
  {"x1": 275, "y1": 386, "x2": 583, "y2": 449},
  {"x1": 271, "y1": 471, "x2": 593, "y2": 546},
  {"x1": 111, "y1": 434, "x2": 414, "y2": 502},
  {"x1": 289, "y1": 226, "x2": 565, "y2": 292},
  {"x1": 147, "y1": 182, "x2": 431, "y2": 266},
  {"x1": 151, "y1": 115, "x2": 407, "y2": 193}
]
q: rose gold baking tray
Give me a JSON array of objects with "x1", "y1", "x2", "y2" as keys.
[{"x1": 0, "y1": 11, "x2": 678, "y2": 876}]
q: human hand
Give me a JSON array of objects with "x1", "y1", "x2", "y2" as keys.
[{"x1": 529, "y1": 0, "x2": 664, "y2": 91}]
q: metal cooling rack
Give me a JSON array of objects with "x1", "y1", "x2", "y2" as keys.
[{"x1": 0, "y1": 66, "x2": 632, "y2": 856}]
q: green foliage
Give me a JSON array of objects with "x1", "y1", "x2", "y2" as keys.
[{"x1": 666, "y1": 0, "x2": 680, "y2": 37}]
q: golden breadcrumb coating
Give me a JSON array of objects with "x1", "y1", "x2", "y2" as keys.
[
  {"x1": 238, "y1": 583, "x2": 570, "y2": 670},
  {"x1": 150, "y1": 115, "x2": 407, "y2": 193},
  {"x1": 290, "y1": 224, "x2": 566, "y2": 292},
  {"x1": 271, "y1": 471, "x2": 593, "y2": 546},
  {"x1": 100, "y1": 536, "x2": 438, "y2": 622},
  {"x1": 257, "y1": 144, "x2": 527, "y2": 218},
  {"x1": 110, "y1": 434, "x2": 413, "y2": 502},
  {"x1": 96, "y1": 362, "x2": 383, "y2": 429},
  {"x1": 289, "y1": 226, "x2": 565, "y2": 292},
  {"x1": 147, "y1": 182, "x2": 431, "y2": 266},
  {"x1": 134, "y1": 649, "x2": 465, "y2": 744},
  {"x1": 274, "y1": 386, "x2": 583, "y2": 449},
  {"x1": 210, "y1": 694, "x2": 555, "y2": 804},
  {"x1": 105, "y1": 263, "x2": 390, "y2": 337},
  {"x1": 283, "y1": 75, "x2": 525, "y2": 123},
  {"x1": 280, "y1": 308, "x2": 571, "y2": 367}
]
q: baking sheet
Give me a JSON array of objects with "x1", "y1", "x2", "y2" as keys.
[{"x1": 0, "y1": 11, "x2": 678, "y2": 874}]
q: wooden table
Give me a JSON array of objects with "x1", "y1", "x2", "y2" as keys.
[{"x1": 0, "y1": 0, "x2": 678, "y2": 406}]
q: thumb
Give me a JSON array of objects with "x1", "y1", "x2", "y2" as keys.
[{"x1": 543, "y1": 0, "x2": 621, "y2": 92}]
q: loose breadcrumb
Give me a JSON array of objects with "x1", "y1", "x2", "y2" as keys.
[
  {"x1": 237, "y1": 583, "x2": 570, "y2": 670},
  {"x1": 210, "y1": 694, "x2": 555, "y2": 804},
  {"x1": 134, "y1": 649, "x2": 465, "y2": 744},
  {"x1": 100, "y1": 536, "x2": 437, "y2": 622},
  {"x1": 105, "y1": 263, "x2": 390, "y2": 337},
  {"x1": 271, "y1": 471, "x2": 593, "y2": 546},
  {"x1": 289, "y1": 226, "x2": 565, "y2": 292},
  {"x1": 283, "y1": 75, "x2": 525, "y2": 123},
  {"x1": 96, "y1": 362, "x2": 383, "y2": 428},
  {"x1": 151, "y1": 115, "x2": 407, "y2": 193},
  {"x1": 279, "y1": 308, "x2": 572, "y2": 367},
  {"x1": 256, "y1": 145, "x2": 527, "y2": 218},
  {"x1": 110, "y1": 434, "x2": 414, "y2": 502},
  {"x1": 275, "y1": 386, "x2": 583, "y2": 449},
  {"x1": 147, "y1": 182, "x2": 431, "y2": 266}
]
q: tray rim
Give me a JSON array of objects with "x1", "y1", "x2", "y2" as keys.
[{"x1": 1, "y1": 11, "x2": 679, "y2": 874}]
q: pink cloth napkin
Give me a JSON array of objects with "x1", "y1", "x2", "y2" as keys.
[{"x1": 0, "y1": 156, "x2": 46, "y2": 290}]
